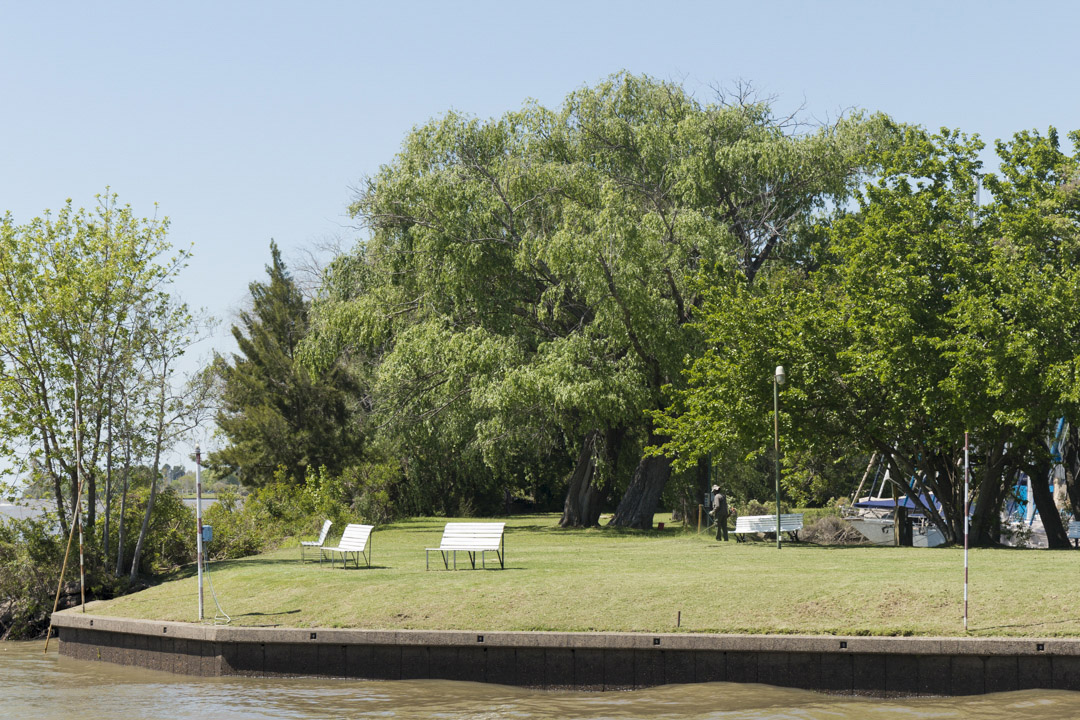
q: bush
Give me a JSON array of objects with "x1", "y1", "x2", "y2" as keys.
[
  {"x1": 109, "y1": 486, "x2": 197, "y2": 576},
  {"x1": 800, "y1": 515, "x2": 867, "y2": 545},
  {"x1": 0, "y1": 515, "x2": 65, "y2": 639},
  {"x1": 200, "y1": 464, "x2": 402, "y2": 562},
  {"x1": 736, "y1": 499, "x2": 794, "y2": 517},
  {"x1": 203, "y1": 490, "x2": 266, "y2": 560}
]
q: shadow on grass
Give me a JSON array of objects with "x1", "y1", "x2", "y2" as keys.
[
  {"x1": 230, "y1": 608, "x2": 301, "y2": 626},
  {"x1": 509, "y1": 522, "x2": 696, "y2": 537},
  {"x1": 209, "y1": 557, "x2": 302, "y2": 567},
  {"x1": 971, "y1": 616, "x2": 1080, "y2": 633},
  {"x1": 423, "y1": 567, "x2": 525, "y2": 572}
]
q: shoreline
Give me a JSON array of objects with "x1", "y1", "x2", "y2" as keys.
[{"x1": 50, "y1": 612, "x2": 1080, "y2": 696}]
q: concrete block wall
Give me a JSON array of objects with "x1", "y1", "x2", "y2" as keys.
[{"x1": 50, "y1": 613, "x2": 1080, "y2": 696}]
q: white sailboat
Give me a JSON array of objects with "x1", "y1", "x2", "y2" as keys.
[{"x1": 843, "y1": 466, "x2": 946, "y2": 547}]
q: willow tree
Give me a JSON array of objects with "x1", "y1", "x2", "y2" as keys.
[{"x1": 308, "y1": 73, "x2": 889, "y2": 527}]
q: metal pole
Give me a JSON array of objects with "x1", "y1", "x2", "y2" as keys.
[
  {"x1": 75, "y1": 371, "x2": 85, "y2": 611},
  {"x1": 964, "y1": 431, "x2": 970, "y2": 631},
  {"x1": 195, "y1": 445, "x2": 204, "y2": 622},
  {"x1": 774, "y1": 375, "x2": 781, "y2": 550}
]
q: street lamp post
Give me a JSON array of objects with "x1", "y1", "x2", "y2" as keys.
[
  {"x1": 773, "y1": 365, "x2": 786, "y2": 550},
  {"x1": 195, "y1": 445, "x2": 204, "y2": 622}
]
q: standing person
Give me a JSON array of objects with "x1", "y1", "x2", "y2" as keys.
[{"x1": 712, "y1": 485, "x2": 729, "y2": 541}]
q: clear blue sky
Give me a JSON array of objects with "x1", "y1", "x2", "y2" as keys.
[{"x1": 2, "y1": 0, "x2": 1077, "y2": 466}]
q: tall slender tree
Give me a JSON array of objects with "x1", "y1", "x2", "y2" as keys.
[
  {"x1": 209, "y1": 242, "x2": 360, "y2": 485},
  {"x1": 0, "y1": 193, "x2": 187, "y2": 540}
]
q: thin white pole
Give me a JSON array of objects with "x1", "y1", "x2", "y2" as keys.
[
  {"x1": 195, "y1": 445, "x2": 204, "y2": 622},
  {"x1": 774, "y1": 376, "x2": 781, "y2": 550},
  {"x1": 964, "y1": 431, "x2": 970, "y2": 631},
  {"x1": 75, "y1": 370, "x2": 85, "y2": 612}
]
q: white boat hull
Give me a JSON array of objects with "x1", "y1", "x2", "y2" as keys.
[{"x1": 845, "y1": 515, "x2": 946, "y2": 547}]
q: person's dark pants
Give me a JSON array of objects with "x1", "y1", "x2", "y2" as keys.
[{"x1": 716, "y1": 515, "x2": 728, "y2": 541}]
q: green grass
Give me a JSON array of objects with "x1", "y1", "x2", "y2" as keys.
[{"x1": 85, "y1": 513, "x2": 1080, "y2": 637}]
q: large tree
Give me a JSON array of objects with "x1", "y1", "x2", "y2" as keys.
[
  {"x1": 654, "y1": 126, "x2": 1080, "y2": 546},
  {"x1": 209, "y1": 242, "x2": 361, "y2": 486},
  {"x1": 0, "y1": 193, "x2": 188, "y2": 542},
  {"x1": 307, "y1": 73, "x2": 889, "y2": 526}
]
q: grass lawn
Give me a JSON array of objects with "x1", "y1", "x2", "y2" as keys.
[{"x1": 86, "y1": 513, "x2": 1080, "y2": 638}]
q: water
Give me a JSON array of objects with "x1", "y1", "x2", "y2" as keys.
[
  {"x1": 0, "y1": 500, "x2": 51, "y2": 522},
  {"x1": 3, "y1": 642, "x2": 1080, "y2": 719},
  {"x1": 0, "y1": 498, "x2": 214, "y2": 523}
]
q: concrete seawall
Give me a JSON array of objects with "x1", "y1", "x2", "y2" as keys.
[{"x1": 50, "y1": 613, "x2": 1080, "y2": 696}]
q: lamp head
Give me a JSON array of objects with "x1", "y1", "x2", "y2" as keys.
[{"x1": 775, "y1": 365, "x2": 786, "y2": 385}]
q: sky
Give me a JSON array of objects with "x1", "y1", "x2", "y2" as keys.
[{"x1": 1, "y1": 0, "x2": 1078, "y2": 470}]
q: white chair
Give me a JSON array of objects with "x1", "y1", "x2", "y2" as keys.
[
  {"x1": 322, "y1": 524, "x2": 375, "y2": 568},
  {"x1": 300, "y1": 519, "x2": 332, "y2": 563}
]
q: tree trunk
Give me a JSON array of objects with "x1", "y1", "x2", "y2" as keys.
[
  {"x1": 608, "y1": 432, "x2": 671, "y2": 529},
  {"x1": 970, "y1": 443, "x2": 1007, "y2": 547},
  {"x1": 1030, "y1": 462, "x2": 1071, "y2": 549},
  {"x1": 970, "y1": 472, "x2": 1005, "y2": 546},
  {"x1": 129, "y1": 465, "x2": 158, "y2": 582},
  {"x1": 1064, "y1": 426, "x2": 1080, "y2": 520},
  {"x1": 131, "y1": 366, "x2": 168, "y2": 581},
  {"x1": 103, "y1": 414, "x2": 113, "y2": 560},
  {"x1": 115, "y1": 432, "x2": 131, "y2": 577},
  {"x1": 559, "y1": 431, "x2": 603, "y2": 528},
  {"x1": 49, "y1": 444, "x2": 69, "y2": 538}
]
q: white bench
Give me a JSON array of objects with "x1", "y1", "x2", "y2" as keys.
[
  {"x1": 300, "y1": 519, "x2": 332, "y2": 562},
  {"x1": 426, "y1": 522, "x2": 505, "y2": 570},
  {"x1": 1069, "y1": 520, "x2": 1080, "y2": 547},
  {"x1": 734, "y1": 513, "x2": 804, "y2": 542},
  {"x1": 322, "y1": 524, "x2": 374, "y2": 568}
]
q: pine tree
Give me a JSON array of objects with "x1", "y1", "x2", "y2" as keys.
[{"x1": 209, "y1": 242, "x2": 359, "y2": 485}]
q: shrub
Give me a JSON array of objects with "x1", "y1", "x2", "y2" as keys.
[
  {"x1": 800, "y1": 515, "x2": 867, "y2": 545},
  {"x1": 110, "y1": 486, "x2": 197, "y2": 576},
  {"x1": 0, "y1": 515, "x2": 64, "y2": 639},
  {"x1": 203, "y1": 490, "x2": 265, "y2": 560}
]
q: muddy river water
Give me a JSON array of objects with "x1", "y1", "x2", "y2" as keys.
[{"x1": 3, "y1": 641, "x2": 1080, "y2": 719}]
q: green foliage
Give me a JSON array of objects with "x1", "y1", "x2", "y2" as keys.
[
  {"x1": 202, "y1": 490, "x2": 266, "y2": 560},
  {"x1": 209, "y1": 242, "x2": 362, "y2": 486},
  {"x1": 306, "y1": 73, "x2": 887, "y2": 517},
  {"x1": 201, "y1": 465, "x2": 379, "y2": 561},
  {"x1": 0, "y1": 192, "x2": 190, "y2": 539},
  {"x1": 0, "y1": 515, "x2": 65, "y2": 639},
  {"x1": 655, "y1": 125, "x2": 1080, "y2": 542},
  {"x1": 109, "y1": 486, "x2": 196, "y2": 576}
]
